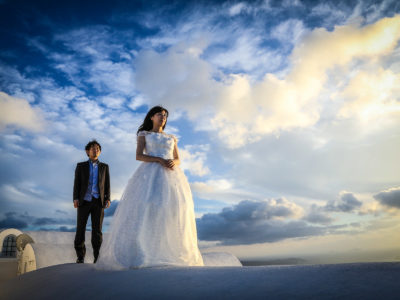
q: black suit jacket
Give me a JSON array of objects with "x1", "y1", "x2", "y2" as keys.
[{"x1": 73, "y1": 161, "x2": 110, "y2": 207}]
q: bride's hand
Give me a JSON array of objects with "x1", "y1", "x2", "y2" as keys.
[
  {"x1": 159, "y1": 158, "x2": 174, "y2": 169},
  {"x1": 166, "y1": 159, "x2": 175, "y2": 169}
]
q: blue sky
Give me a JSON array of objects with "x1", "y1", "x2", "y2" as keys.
[{"x1": 1, "y1": 0, "x2": 400, "y2": 260}]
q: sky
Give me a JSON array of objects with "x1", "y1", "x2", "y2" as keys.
[{"x1": 1, "y1": 0, "x2": 400, "y2": 261}]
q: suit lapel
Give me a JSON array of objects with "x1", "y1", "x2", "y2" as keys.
[{"x1": 83, "y1": 161, "x2": 90, "y2": 183}]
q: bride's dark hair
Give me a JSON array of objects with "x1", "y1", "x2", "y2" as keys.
[{"x1": 137, "y1": 106, "x2": 169, "y2": 135}]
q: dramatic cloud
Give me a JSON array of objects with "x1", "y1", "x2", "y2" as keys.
[
  {"x1": 196, "y1": 199, "x2": 323, "y2": 245},
  {"x1": 33, "y1": 217, "x2": 75, "y2": 226},
  {"x1": 0, "y1": 212, "x2": 28, "y2": 229},
  {"x1": 0, "y1": 92, "x2": 45, "y2": 132},
  {"x1": 325, "y1": 192, "x2": 363, "y2": 212},
  {"x1": 212, "y1": 15, "x2": 400, "y2": 147},
  {"x1": 0, "y1": 211, "x2": 77, "y2": 230},
  {"x1": 57, "y1": 226, "x2": 76, "y2": 232},
  {"x1": 134, "y1": 15, "x2": 400, "y2": 148},
  {"x1": 374, "y1": 187, "x2": 400, "y2": 209},
  {"x1": 303, "y1": 204, "x2": 334, "y2": 225}
]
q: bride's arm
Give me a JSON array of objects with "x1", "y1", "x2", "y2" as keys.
[
  {"x1": 136, "y1": 135, "x2": 161, "y2": 163},
  {"x1": 172, "y1": 140, "x2": 180, "y2": 166}
]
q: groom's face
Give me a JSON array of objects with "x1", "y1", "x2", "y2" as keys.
[{"x1": 86, "y1": 144, "x2": 101, "y2": 161}]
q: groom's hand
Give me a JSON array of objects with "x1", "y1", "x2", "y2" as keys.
[
  {"x1": 105, "y1": 200, "x2": 111, "y2": 209},
  {"x1": 73, "y1": 200, "x2": 79, "y2": 208}
]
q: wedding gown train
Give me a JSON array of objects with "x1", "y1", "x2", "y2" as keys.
[{"x1": 96, "y1": 131, "x2": 204, "y2": 269}]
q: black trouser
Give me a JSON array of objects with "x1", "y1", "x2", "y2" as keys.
[{"x1": 74, "y1": 197, "x2": 104, "y2": 259}]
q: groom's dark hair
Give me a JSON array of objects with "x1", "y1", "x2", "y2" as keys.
[{"x1": 85, "y1": 140, "x2": 102, "y2": 152}]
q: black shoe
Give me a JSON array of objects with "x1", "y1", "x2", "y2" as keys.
[
  {"x1": 93, "y1": 249, "x2": 99, "y2": 264},
  {"x1": 76, "y1": 257, "x2": 84, "y2": 263}
]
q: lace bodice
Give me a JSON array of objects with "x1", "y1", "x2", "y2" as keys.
[{"x1": 138, "y1": 131, "x2": 176, "y2": 160}]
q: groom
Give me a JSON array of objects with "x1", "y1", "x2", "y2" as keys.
[{"x1": 73, "y1": 140, "x2": 110, "y2": 263}]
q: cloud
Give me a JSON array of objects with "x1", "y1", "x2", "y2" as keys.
[
  {"x1": 304, "y1": 190, "x2": 375, "y2": 224},
  {"x1": 374, "y1": 187, "x2": 400, "y2": 209},
  {"x1": 39, "y1": 226, "x2": 76, "y2": 232},
  {"x1": 0, "y1": 211, "x2": 75, "y2": 230},
  {"x1": 228, "y1": 2, "x2": 250, "y2": 16},
  {"x1": 197, "y1": 199, "x2": 323, "y2": 245},
  {"x1": 190, "y1": 178, "x2": 262, "y2": 204},
  {"x1": 86, "y1": 60, "x2": 135, "y2": 95},
  {"x1": 58, "y1": 226, "x2": 76, "y2": 232},
  {"x1": 0, "y1": 212, "x2": 28, "y2": 229},
  {"x1": 73, "y1": 99, "x2": 106, "y2": 124},
  {"x1": 191, "y1": 179, "x2": 233, "y2": 200},
  {"x1": 0, "y1": 66, "x2": 144, "y2": 217},
  {"x1": 212, "y1": 15, "x2": 400, "y2": 147},
  {"x1": 310, "y1": 2, "x2": 349, "y2": 26},
  {"x1": 33, "y1": 218, "x2": 59, "y2": 226},
  {"x1": 0, "y1": 182, "x2": 49, "y2": 207},
  {"x1": 39, "y1": 86, "x2": 84, "y2": 112},
  {"x1": 138, "y1": 3, "x2": 281, "y2": 77},
  {"x1": 270, "y1": 19, "x2": 307, "y2": 45},
  {"x1": 192, "y1": 179, "x2": 232, "y2": 194},
  {"x1": 358, "y1": 200, "x2": 382, "y2": 216},
  {"x1": 302, "y1": 191, "x2": 371, "y2": 225},
  {"x1": 135, "y1": 15, "x2": 400, "y2": 148},
  {"x1": 33, "y1": 217, "x2": 75, "y2": 226},
  {"x1": 208, "y1": 32, "x2": 284, "y2": 76},
  {"x1": 353, "y1": 0, "x2": 398, "y2": 24},
  {"x1": 282, "y1": 0, "x2": 303, "y2": 8},
  {"x1": 100, "y1": 94, "x2": 126, "y2": 109},
  {"x1": 325, "y1": 192, "x2": 363, "y2": 212},
  {"x1": 0, "y1": 92, "x2": 45, "y2": 132},
  {"x1": 336, "y1": 68, "x2": 400, "y2": 121},
  {"x1": 179, "y1": 144, "x2": 210, "y2": 177},
  {"x1": 53, "y1": 26, "x2": 136, "y2": 96},
  {"x1": 135, "y1": 39, "x2": 219, "y2": 121},
  {"x1": 128, "y1": 95, "x2": 146, "y2": 111},
  {"x1": 303, "y1": 204, "x2": 334, "y2": 224}
]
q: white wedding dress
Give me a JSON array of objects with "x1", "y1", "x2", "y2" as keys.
[{"x1": 97, "y1": 131, "x2": 204, "y2": 269}]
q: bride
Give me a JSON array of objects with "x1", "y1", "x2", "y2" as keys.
[{"x1": 97, "y1": 106, "x2": 204, "y2": 268}]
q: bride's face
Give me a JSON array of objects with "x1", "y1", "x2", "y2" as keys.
[{"x1": 151, "y1": 111, "x2": 167, "y2": 127}]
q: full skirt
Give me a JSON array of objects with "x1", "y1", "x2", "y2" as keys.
[{"x1": 97, "y1": 162, "x2": 204, "y2": 269}]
